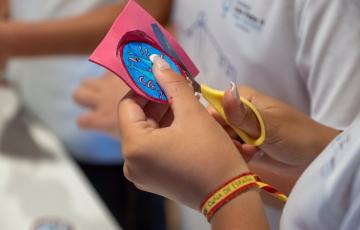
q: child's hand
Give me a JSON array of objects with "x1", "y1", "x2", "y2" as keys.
[
  {"x1": 208, "y1": 85, "x2": 340, "y2": 192},
  {"x1": 118, "y1": 57, "x2": 249, "y2": 209},
  {"x1": 73, "y1": 71, "x2": 130, "y2": 137}
]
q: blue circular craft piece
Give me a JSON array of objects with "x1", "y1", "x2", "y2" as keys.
[{"x1": 122, "y1": 41, "x2": 182, "y2": 102}]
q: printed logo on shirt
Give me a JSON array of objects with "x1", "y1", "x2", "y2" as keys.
[
  {"x1": 222, "y1": 0, "x2": 267, "y2": 33},
  {"x1": 179, "y1": 12, "x2": 239, "y2": 82}
]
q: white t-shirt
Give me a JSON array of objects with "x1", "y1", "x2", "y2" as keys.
[
  {"x1": 6, "y1": 0, "x2": 122, "y2": 164},
  {"x1": 173, "y1": 0, "x2": 360, "y2": 229},
  {"x1": 174, "y1": 0, "x2": 360, "y2": 129},
  {"x1": 282, "y1": 116, "x2": 360, "y2": 229}
]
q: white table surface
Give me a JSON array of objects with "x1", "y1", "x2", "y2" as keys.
[{"x1": 0, "y1": 87, "x2": 121, "y2": 230}]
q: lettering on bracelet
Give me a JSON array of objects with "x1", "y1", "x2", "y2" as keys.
[
  {"x1": 201, "y1": 174, "x2": 288, "y2": 221},
  {"x1": 202, "y1": 175, "x2": 257, "y2": 215}
]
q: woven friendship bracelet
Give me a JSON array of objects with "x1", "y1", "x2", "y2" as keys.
[{"x1": 200, "y1": 172, "x2": 288, "y2": 221}]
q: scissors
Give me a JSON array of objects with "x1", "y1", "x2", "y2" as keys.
[{"x1": 151, "y1": 24, "x2": 266, "y2": 146}]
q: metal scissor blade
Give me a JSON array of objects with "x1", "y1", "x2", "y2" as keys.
[
  {"x1": 151, "y1": 23, "x2": 182, "y2": 63},
  {"x1": 151, "y1": 23, "x2": 201, "y2": 93}
]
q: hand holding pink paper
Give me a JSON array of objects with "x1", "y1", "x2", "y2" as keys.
[{"x1": 89, "y1": 0, "x2": 198, "y2": 103}]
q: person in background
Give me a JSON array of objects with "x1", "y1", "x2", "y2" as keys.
[
  {"x1": 75, "y1": 0, "x2": 360, "y2": 228},
  {"x1": 0, "y1": 0, "x2": 8, "y2": 79},
  {"x1": 0, "y1": 0, "x2": 172, "y2": 229}
]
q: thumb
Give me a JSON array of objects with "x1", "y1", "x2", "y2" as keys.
[
  {"x1": 152, "y1": 55, "x2": 201, "y2": 118},
  {"x1": 222, "y1": 82, "x2": 260, "y2": 139}
]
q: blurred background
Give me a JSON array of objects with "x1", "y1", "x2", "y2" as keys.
[{"x1": 0, "y1": 0, "x2": 209, "y2": 229}]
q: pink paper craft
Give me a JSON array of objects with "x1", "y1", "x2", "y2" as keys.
[{"x1": 89, "y1": 0, "x2": 199, "y2": 103}]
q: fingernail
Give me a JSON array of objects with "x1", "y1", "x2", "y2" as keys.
[
  {"x1": 230, "y1": 81, "x2": 241, "y2": 104},
  {"x1": 151, "y1": 54, "x2": 171, "y2": 70}
]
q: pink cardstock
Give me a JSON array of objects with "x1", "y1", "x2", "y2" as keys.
[{"x1": 89, "y1": 0, "x2": 199, "y2": 102}]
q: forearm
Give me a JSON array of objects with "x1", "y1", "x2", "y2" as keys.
[
  {"x1": 2, "y1": 0, "x2": 172, "y2": 57},
  {"x1": 211, "y1": 189, "x2": 268, "y2": 230},
  {"x1": 1, "y1": 4, "x2": 121, "y2": 56}
]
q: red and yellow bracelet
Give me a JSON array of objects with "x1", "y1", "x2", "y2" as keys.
[{"x1": 200, "y1": 172, "x2": 288, "y2": 221}]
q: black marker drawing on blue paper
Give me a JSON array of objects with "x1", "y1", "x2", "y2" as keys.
[{"x1": 122, "y1": 41, "x2": 182, "y2": 102}]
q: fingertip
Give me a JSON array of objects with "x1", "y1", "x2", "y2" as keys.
[
  {"x1": 151, "y1": 56, "x2": 203, "y2": 118},
  {"x1": 151, "y1": 56, "x2": 193, "y2": 102},
  {"x1": 81, "y1": 77, "x2": 99, "y2": 89},
  {"x1": 206, "y1": 106, "x2": 218, "y2": 115},
  {"x1": 241, "y1": 144, "x2": 260, "y2": 157},
  {"x1": 222, "y1": 87, "x2": 261, "y2": 138},
  {"x1": 77, "y1": 115, "x2": 90, "y2": 129},
  {"x1": 222, "y1": 88, "x2": 246, "y2": 124},
  {"x1": 151, "y1": 55, "x2": 185, "y2": 87},
  {"x1": 72, "y1": 87, "x2": 83, "y2": 103},
  {"x1": 233, "y1": 141, "x2": 259, "y2": 162},
  {"x1": 152, "y1": 55, "x2": 171, "y2": 77},
  {"x1": 223, "y1": 87, "x2": 241, "y2": 109},
  {"x1": 152, "y1": 55, "x2": 170, "y2": 70},
  {"x1": 73, "y1": 87, "x2": 98, "y2": 109},
  {"x1": 149, "y1": 54, "x2": 157, "y2": 63}
]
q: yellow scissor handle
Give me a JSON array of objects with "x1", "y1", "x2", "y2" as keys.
[{"x1": 200, "y1": 84, "x2": 266, "y2": 146}]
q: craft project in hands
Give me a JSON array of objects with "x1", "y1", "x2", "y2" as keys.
[
  {"x1": 90, "y1": 0, "x2": 266, "y2": 146},
  {"x1": 89, "y1": 0, "x2": 199, "y2": 104}
]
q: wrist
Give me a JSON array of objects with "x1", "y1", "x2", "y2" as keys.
[
  {"x1": 192, "y1": 166, "x2": 249, "y2": 210},
  {"x1": 200, "y1": 172, "x2": 287, "y2": 222},
  {"x1": 284, "y1": 115, "x2": 341, "y2": 166},
  {"x1": 211, "y1": 188, "x2": 269, "y2": 230},
  {"x1": 306, "y1": 121, "x2": 340, "y2": 164}
]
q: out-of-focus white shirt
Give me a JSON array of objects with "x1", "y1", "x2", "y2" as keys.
[
  {"x1": 6, "y1": 0, "x2": 122, "y2": 164},
  {"x1": 174, "y1": 0, "x2": 360, "y2": 129},
  {"x1": 282, "y1": 116, "x2": 360, "y2": 229}
]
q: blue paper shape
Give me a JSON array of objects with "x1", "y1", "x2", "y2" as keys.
[{"x1": 122, "y1": 41, "x2": 182, "y2": 102}]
